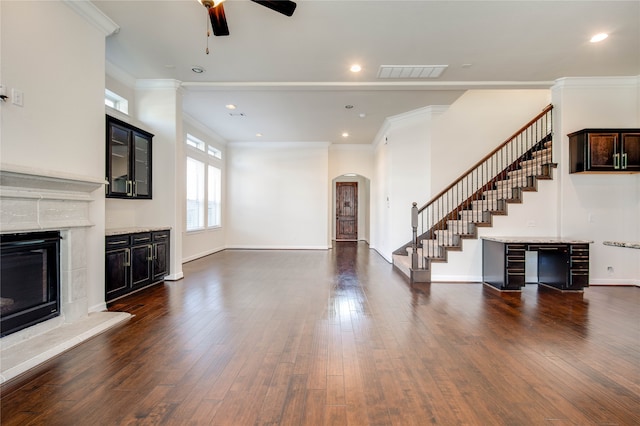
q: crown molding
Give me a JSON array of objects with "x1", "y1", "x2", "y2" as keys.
[
  {"x1": 372, "y1": 104, "x2": 450, "y2": 150},
  {"x1": 553, "y1": 76, "x2": 640, "y2": 89},
  {"x1": 63, "y1": 0, "x2": 119, "y2": 36},
  {"x1": 229, "y1": 141, "x2": 331, "y2": 149},
  {"x1": 105, "y1": 61, "x2": 137, "y2": 88},
  {"x1": 329, "y1": 144, "x2": 374, "y2": 152},
  {"x1": 183, "y1": 113, "x2": 228, "y2": 146},
  {"x1": 136, "y1": 79, "x2": 182, "y2": 90}
]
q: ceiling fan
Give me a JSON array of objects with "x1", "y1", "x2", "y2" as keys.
[{"x1": 199, "y1": 0, "x2": 297, "y2": 36}]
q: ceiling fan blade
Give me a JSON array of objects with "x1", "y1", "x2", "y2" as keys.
[
  {"x1": 251, "y1": 0, "x2": 297, "y2": 17},
  {"x1": 208, "y1": 3, "x2": 230, "y2": 36}
]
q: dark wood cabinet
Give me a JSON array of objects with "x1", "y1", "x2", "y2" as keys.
[
  {"x1": 569, "y1": 128, "x2": 640, "y2": 173},
  {"x1": 152, "y1": 231, "x2": 170, "y2": 281},
  {"x1": 105, "y1": 229, "x2": 170, "y2": 302},
  {"x1": 105, "y1": 234, "x2": 132, "y2": 301},
  {"x1": 106, "y1": 115, "x2": 153, "y2": 198}
]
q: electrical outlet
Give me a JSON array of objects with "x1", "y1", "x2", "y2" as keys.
[{"x1": 607, "y1": 266, "x2": 614, "y2": 274}]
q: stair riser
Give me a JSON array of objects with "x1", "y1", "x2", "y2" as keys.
[
  {"x1": 495, "y1": 177, "x2": 530, "y2": 189},
  {"x1": 507, "y1": 166, "x2": 544, "y2": 179},
  {"x1": 446, "y1": 220, "x2": 474, "y2": 234},
  {"x1": 471, "y1": 200, "x2": 503, "y2": 210},
  {"x1": 459, "y1": 211, "x2": 490, "y2": 223},
  {"x1": 433, "y1": 232, "x2": 459, "y2": 246},
  {"x1": 482, "y1": 190, "x2": 513, "y2": 200},
  {"x1": 520, "y1": 155, "x2": 551, "y2": 168}
]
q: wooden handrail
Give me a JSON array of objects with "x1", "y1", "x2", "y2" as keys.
[{"x1": 417, "y1": 104, "x2": 553, "y2": 213}]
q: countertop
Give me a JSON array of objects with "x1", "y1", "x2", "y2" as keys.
[
  {"x1": 603, "y1": 241, "x2": 640, "y2": 250},
  {"x1": 481, "y1": 237, "x2": 593, "y2": 244},
  {"x1": 106, "y1": 227, "x2": 171, "y2": 236}
]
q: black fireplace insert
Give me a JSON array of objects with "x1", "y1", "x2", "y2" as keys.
[{"x1": 1, "y1": 231, "x2": 61, "y2": 337}]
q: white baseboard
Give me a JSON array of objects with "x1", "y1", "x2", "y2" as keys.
[
  {"x1": 225, "y1": 245, "x2": 331, "y2": 250},
  {"x1": 182, "y1": 247, "x2": 225, "y2": 263},
  {"x1": 589, "y1": 278, "x2": 640, "y2": 286}
]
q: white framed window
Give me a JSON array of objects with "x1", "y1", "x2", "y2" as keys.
[
  {"x1": 187, "y1": 134, "x2": 205, "y2": 151},
  {"x1": 208, "y1": 145, "x2": 222, "y2": 159},
  {"x1": 186, "y1": 157, "x2": 205, "y2": 231},
  {"x1": 208, "y1": 165, "x2": 221, "y2": 227},
  {"x1": 186, "y1": 133, "x2": 223, "y2": 231},
  {"x1": 105, "y1": 89, "x2": 129, "y2": 115}
]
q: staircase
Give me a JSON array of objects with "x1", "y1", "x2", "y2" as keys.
[{"x1": 392, "y1": 105, "x2": 555, "y2": 282}]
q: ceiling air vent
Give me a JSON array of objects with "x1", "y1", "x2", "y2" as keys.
[{"x1": 377, "y1": 65, "x2": 448, "y2": 79}]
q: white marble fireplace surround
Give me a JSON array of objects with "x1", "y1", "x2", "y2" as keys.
[{"x1": 0, "y1": 166, "x2": 130, "y2": 384}]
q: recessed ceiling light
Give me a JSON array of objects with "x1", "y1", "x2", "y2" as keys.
[
  {"x1": 191, "y1": 66, "x2": 205, "y2": 73},
  {"x1": 342, "y1": 132, "x2": 349, "y2": 138},
  {"x1": 225, "y1": 104, "x2": 237, "y2": 110},
  {"x1": 256, "y1": 133, "x2": 263, "y2": 137},
  {"x1": 359, "y1": 113, "x2": 366, "y2": 118},
  {"x1": 590, "y1": 33, "x2": 608, "y2": 43},
  {"x1": 350, "y1": 64, "x2": 362, "y2": 73}
]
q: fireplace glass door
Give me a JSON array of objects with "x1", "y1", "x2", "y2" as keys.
[{"x1": 1, "y1": 231, "x2": 61, "y2": 337}]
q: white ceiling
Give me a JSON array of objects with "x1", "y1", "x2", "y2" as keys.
[{"x1": 94, "y1": 0, "x2": 640, "y2": 145}]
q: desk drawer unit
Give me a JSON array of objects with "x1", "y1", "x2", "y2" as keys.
[
  {"x1": 505, "y1": 244, "x2": 525, "y2": 287},
  {"x1": 568, "y1": 244, "x2": 589, "y2": 289}
]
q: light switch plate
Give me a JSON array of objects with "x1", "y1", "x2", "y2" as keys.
[{"x1": 12, "y1": 88, "x2": 24, "y2": 106}]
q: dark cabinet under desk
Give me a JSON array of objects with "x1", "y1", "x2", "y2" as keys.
[
  {"x1": 482, "y1": 237, "x2": 591, "y2": 291},
  {"x1": 105, "y1": 229, "x2": 170, "y2": 302}
]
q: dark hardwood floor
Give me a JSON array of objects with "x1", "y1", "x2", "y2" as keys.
[{"x1": 1, "y1": 242, "x2": 639, "y2": 425}]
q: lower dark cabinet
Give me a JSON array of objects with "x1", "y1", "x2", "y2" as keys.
[{"x1": 105, "y1": 229, "x2": 170, "y2": 302}]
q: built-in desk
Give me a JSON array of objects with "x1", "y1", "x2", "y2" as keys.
[{"x1": 482, "y1": 237, "x2": 592, "y2": 291}]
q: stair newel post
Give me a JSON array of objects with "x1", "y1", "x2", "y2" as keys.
[{"x1": 411, "y1": 202, "x2": 418, "y2": 269}]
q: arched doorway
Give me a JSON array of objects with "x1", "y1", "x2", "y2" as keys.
[{"x1": 332, "y1": 174, "x2": 371, "y2": 243}]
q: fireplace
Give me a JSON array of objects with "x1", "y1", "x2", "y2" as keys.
[{"x1": 1, "y1": 231, "x2": 62, "y2": 337}]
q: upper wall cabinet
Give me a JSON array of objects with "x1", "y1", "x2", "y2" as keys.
[
  {"x1": 569, "y1": 128, "x2": 640, "y2": 173},
  {"x1": 106, "y1": 115, "x2": 153, "y2": 199}
]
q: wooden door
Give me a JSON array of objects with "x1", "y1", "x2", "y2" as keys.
[{"x1": 336, "y1": 182, "x2": 358, "y2": 240}]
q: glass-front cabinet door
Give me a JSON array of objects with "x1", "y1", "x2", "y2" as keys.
[
  {"x1": 108, "y1": 122, "x2": 131, "y2": 196},
  {"x1": 133, "y1": 132, "x2": 151, "y2": 198},
  {"x1": 106, "y1": 115, "x2": 153, "y2": 199}
]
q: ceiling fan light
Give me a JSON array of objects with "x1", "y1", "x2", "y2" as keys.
[
  {"x1": 199, "y1": 0, "x2": 225, "y2": 8},
  {"x1": 590, "y1": 33, "x2": 608, "y2": 43}
]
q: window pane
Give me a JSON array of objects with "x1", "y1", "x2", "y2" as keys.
[
  {"x1": 208, "y1": 145, "x2": 222, "y2": 159},
  {"x1": 208, "y1": 166, "x2": 221, "y2": 227},
  {"x1": 105, "y1": 89, "x2": 129, "y2": 114},
  {"x1": 186, "y1": 157, "x2": 205, "y2": 231},
  {"x1": 187, "y1": 134, "x2": 205, "y2": 151}
]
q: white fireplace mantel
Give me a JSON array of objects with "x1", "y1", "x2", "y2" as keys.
[
  {"x1": 0, "y1": 165, "x2": 131, "y2": 384},
  {"x1": 0, "y1": 165, "x2": 106, "y2": 233}
]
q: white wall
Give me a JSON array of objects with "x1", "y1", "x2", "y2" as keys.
[
  {"x1": 1, "y1": 0, "x2": 109, "y2": 312},
  {"x1": 370, "y1": 106, "x2": 448, "y2": 261},
  {"x1": 553, "y1": 76, "x2": 640, "y2": 285},
  {"x1": 226, "y1": 142, "x2": 330, "y2": 249},
  {"x1": 431, "y1": 90, "x2": 552, "y2": 193}
]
